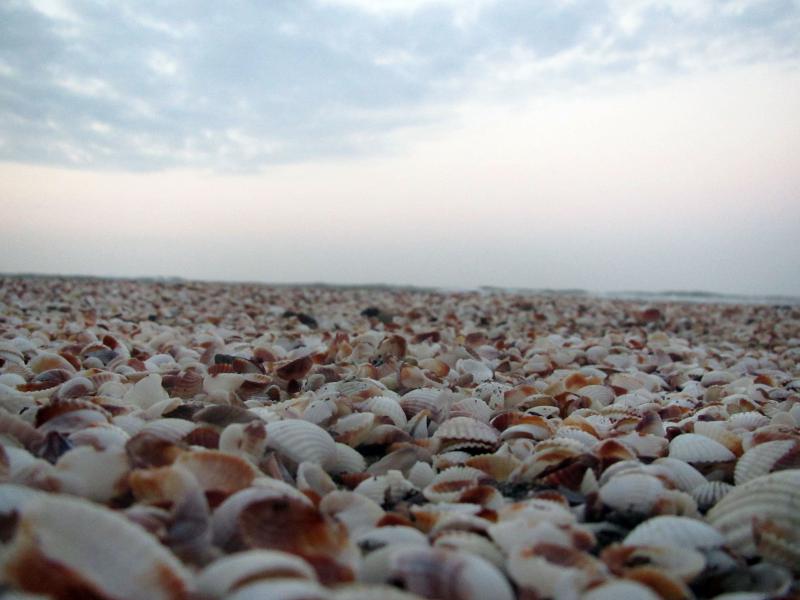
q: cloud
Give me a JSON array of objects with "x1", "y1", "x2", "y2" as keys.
[{"x1": 0, "y1": 0, "x2": 797, "y2": 171}]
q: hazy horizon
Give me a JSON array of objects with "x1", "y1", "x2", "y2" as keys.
[{"x1": 2, "y1": 1, "x2": 799, "y2": 296}]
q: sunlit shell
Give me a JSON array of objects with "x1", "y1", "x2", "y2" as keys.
[
  {"x1": 196, "y1": 550, "x2": 317, "y2": 598},
  {"x1": 265, "y1": 420, "x2": 336, "y2": 469},
  {"x1": 399, "y1": 388, "x2": 444, "y2": 419},
  {"x1": 707, "y1": 470, "x2": 800, "y2": 569},
  {"x1": 668, "y1": 433, "x2": 736, "y2": 463},
  {"x1": 728, "y1": 411, "x2": 770, "y2": 431},
  {"x1": 2, "y1": 492, "x2": 191, "y2": 599},
  {"x1": 733, "y1": 439, "x2": 800, "y2": 485}
]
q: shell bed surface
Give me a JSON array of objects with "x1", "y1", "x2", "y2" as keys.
[{"x1": 1, "y1": 276, "x2": 799, "y2": 600}]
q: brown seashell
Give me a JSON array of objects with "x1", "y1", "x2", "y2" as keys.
[{"x1": 275, "y1": 356, "x2": 313, "y2": 381}]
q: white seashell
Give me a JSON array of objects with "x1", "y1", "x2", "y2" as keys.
[
  {"x1": 577, "y1": 384, "x2": 615, "y2": 407},
  {"x1": 599, "y1": 473, "x2": 665, "y2": 515},
  {"x1": 225, "y1": 579, "x2": 331, "y2": 600},
  {"x1": 734, "y1": 439, "x2": 799, "y2": 485},
  {"x1": 196, "y1": 550, "x2": 318, "y2": 599},
  {"x1": 355, "y1": 526, "x2": 428, "y2": 553},
  {"x1": 433, "y1": 416, "x2": 499, "y2": 450},
  {"x1": 707, "y1": 470, "x2": 800, "y2": 569},
  {"x1": 265, "y1": 419, "x2": 336, "y2": 469},
  {"x1": 328, "y1": 442, "x2": 367, "y2": 475},
  {"x1": 433, "y1": 531, "x2": 505, "y2": 569},
  {"x1": 2, "y1": 492, "x2": 192, "y2": 599},
  {"x1": 448, "y1": 397, "x2": 492, "y2": 423},
  {"x1": 624, "y1": 515, "x2": 725, "y2": 549},
  {"x1": 668, "y1": 433, "x2": 736, "y2": 463},
  {"x1": 361, "y1": 545, "x2": 514, "y2": 600},
  {"x1": 408, "y1": 460, "x2": 436, "y2": 489},
  {"x1": 54, "y1": 446, "x2": 130, "y2": 502},
  {"x1": 582, "y1": 580, "x2": 660, "y2": 600},
  {"x1": 331, "y1": 583, "x2": 429, "y2": 600},
  {"x1": 319, "y1": 491, "x2": 384, "y2": 537},
  {"x1": 297, "y1": 461, "x2": 337, "y2": 497},
  {"x1": 615, "y1": 432, "x2": 668, "y2": 458},
  {"x1": 302, "y1": 399, "x2": 338, "y2": 426},
  {"x1": 330, "y1": 413, "x2": 376, "y2": 447},
  {"x1": 122, "y1": 373, "x2": 169, "y2": 409},
  {"x1": 649, "y1": 457, "x2": 708, "y2": 492},
  {"x1": 728, "y1": 411, "x2": 770, "y2": 431},
  {"x1": 203, "y1": 372, "x2": 246, "y2": 396},
  {"x1": 358, "y1": 396, "x2": 407, "y2": 427},
  {"x1": 690, "y1": 481, "x2": 733, "y2": 511},
  {"x1": 693, "y1": 421, "x2": 742, "y2": 455},
  {"x1": 68, "y1": 424, "x2": 130, "y2": 450},
  {"x1": 455, "y1": 358, "x2": 493, "y2": 383}
]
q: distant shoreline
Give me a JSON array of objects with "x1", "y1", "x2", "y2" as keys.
[{"x1": 2, "y1": 272, "x2": 798, "y2": 306}]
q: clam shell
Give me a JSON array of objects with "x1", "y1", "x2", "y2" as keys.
[
  {"x1": 599, "y1": 473, "x2": 666, "y2": 516},
  {"x1": 2, "y1": 492, "x2": 192, "y2": 599},
  {"x1": 690, "y1": 480, "x2": 734, "y2": 512},
  {"x1": 355, "y1": 525, "x2": 428, "y2": 553},
  {"x1": 358, "y1": 396, "x2": 407, "y2": 427},
  {"x1": 707, "y1": 470, "x2": 800, "y2": 569},
  {"x1": 329, "y1": 442, "x2": 367, "y2": 475},
  {"x1": 353, "y1": 470, "x2": 418, "y2": 506},
  {"x1": 668, "y1": 433, "x2": 736, "y2": 463},
  {"x1": 422, "y1": 466, "x2": 488, "y2": 503},
  {"x1": 582, "y1": 580, "x2": 660, "y2": 600},
  {"x1": 433, "y1": 416, "x2": 499, "y2": 451},
  {"x1": 433, "y1": 531, "x2": 505, "y2": 569},
  {"x1": 265, "y1": 420, "x2": 336, "y2": 469},
  {"x1": 319, "y1": 491, "x2": 384, "y2": 537},
  {"x1": 54, "y1": 446, "x2": 130, "y2": 502}
]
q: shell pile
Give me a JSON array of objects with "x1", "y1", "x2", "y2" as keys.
[{"x1": 1, "y1": 276, "x2": 799, "y2": 599}]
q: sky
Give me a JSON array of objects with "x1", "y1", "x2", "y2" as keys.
[{"x1": 1, "y1": 0, "x2": 799, "y2": 296}]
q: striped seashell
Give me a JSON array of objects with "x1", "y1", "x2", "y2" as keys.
[
  {"x1": 174, "y1": 449, "x2": 258, "y2": 496},
  {"x1": 624, "y1": 515, "x2": 725, "y2": 549},
  {"x1": 28, "y1": 352, "x2": 77, "y2": 375},
  {"x1": 328, "y1": 442, "x2": 367, "y2": 475},
  {"x1": 2, "y1": 492, "x2": 192, "y2": 599},
  {"x1": 225, "y1": 578, "x2": 330, "y2": 600},
  {"x1": 577, "y1": 384, "x2": 615, "y2": 407},
  {"x1": 507, "y1": 541, "x2": 605, "y2": 599},
  {"x1": 358, "y1": 396, "x2": 407, "y2": 427},
  {"x1": 448, "y1": 397, "x2": 492, "y2": 423},
  {"x1": 728, "y1": 411, "x2": 770, "y2": 431},
  {"x1": 649, "y1": 457, "x2": 708, "y2": 492},
  {"x1": 423, "y1": 466, "x2": 488, "y2": 503},
  {"x1": 465, "y1": 453, "x2": 520, "y2": 482},
  {"x1": 196, "y1": 550, "x2": 317, "y2": 599},
  {"x1": 615, "y1": 432, "x2": 668, "y2": 459},
  {"x1": 433, "y1": 416, "x2": 499, "y2": 451},
  {"x1": 302, "y1": 399, "x2": 338, "y2": 427},
  {"x1": 553, "y1": 426, "x2": 599, "y2": 450},
  {"x1": 690, "y1": 480, "x2": 733, "y2": 512},
  {"x1": 734, "y1": 439, "x2": 800, "y2": 485},
  {"x1": 399, "y1": 388, "x2": 444, "y2": 420},
  {"x1": 599, "y1": 473, "x2": 666, "y2": 516},
  {"x1": 668, "y1": 433, "x2": 736, "y2": 463},
  {"x1": 692, "y1": 421, "x2": 743, "y2": 456},
  {"x1": 707, "y1": 470, "x2": 800, "y2": 570},
  {"x1": 265, "y1": 419, "x2": 337, "y2": 469}
]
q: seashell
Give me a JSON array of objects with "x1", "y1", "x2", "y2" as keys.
[
  {"x1": 28, "y1": 352, "x2": 76, "y2": 375},
  {"x1": 614, "y1": 432, "x2": 668, "y2": 459},
  {"x1": 728, "y1": 411, "x2": 770, "y2": 431},
  {"x1": 690, "y1": 480, "x2": 733, "y2": 511},
  {"x1": 361, "y1": 545, "x2": 514, "y2": 600},
  {"x1": 624, "y1": 515, "x2": 725, "y2": 549},
  {"x1": 331, "y1": 413, "x2": 376, "y2": 447},
  {"x1": 354, "y1": 470, "x2": 418, "y2": 506},
  {"x1": 701, "y1": 370, "x2": 736, "y2": 386},
  {"x1": 297, "y1": 461, "x2": 337, "y2": 499},
  {"x1": 399, "y1": 388, "x2": 444, "y2": 420},
  {"x1": 408, "y1": 460, "x2": 436, "y2": 488},
  {"x1": 433, "y1": 416, "x2": 499, "y2": 452},
  {"x1": 649, "y1": 457, "x2": 708, "y2": 492},
  {"x1": 693, "y1": 421, "x2": 743, "y2": 456},
  {"x1": 319, "y1": 490, "x2": 384, "y2": 537},
  {"x1": 582, "y1": 580, "x2": 660, "y2": 600},
  {"x1": 734, "y1": 439, "x2": 800, "y2": 485},
  {"x1": 707, "y1": 470, "x2": 800, "y2": 570},
  {"x1": 331, "y1": 583, "x2": 428, "y2": 600},
  {"x1": 599, "y1": 473, "x2": 666, "y2": 516},
  {"x1": 507, "y1": 541, "x2": 606, "y2": 598},
  {"x1": 668, "y1": 433, "x2": 736, "y2": 463},
  {"x1": 225, "y1": 578, "x2": 331, "y2": 600},
  {"x1": 174, "y1": 449, "x2": 258, "y2": 498},
  {"x1": 67, "y1": 424, "x2": 130, "y2": 450},
  {"x1": 265, "y1": 420, "x2": 336, "y2": 469},
  {"x1": 422, "y1": 466, "x2": 488, "y2": 503},
  {"x1": 367, "y1": 445, "x2": 430, "y2": 477},
  {"x1": 302, "y1": 399, "x2": 339, "y2": 427},
  {"x1": 54, "y1": 445, "x2": 130, "y2": 502},
  {"x1": 328, "y1": 442, "x2": 367, "y2": 475},
  {"x1": 602, "y1": 543, "x2": 706, "y2": 582},
  {"x1": 464, "y1": 453, "x2": 520, "y2": 482},
  {"x1": 196, "y1": 550, "x2": 318, "y2": 598},
  {"x1": 219, "y1": 421, "x2": 269, "y2": 461},
  {"x1": 358, "y1": 396, "x2": 407, "y2": 427},
  {"x1": 2, "y1": 492, "x2": 192, "y2": 599},
  {"x1": 355, "y1": 525, "x2": 428, "y2": 553},
  {"x1": 123, "y1": 373, "x2": 170, "y2": 409},
  {"x1": 448, "y1": 397, "x2": 492, "y2": 423},
  {"x1": 455, "y1": 358, "x2": 493, "y2": 383},
  {"x1": 433, "y1": 531, "x2": 505, "y2": 569}
]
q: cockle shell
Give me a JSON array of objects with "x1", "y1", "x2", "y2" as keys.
[
  {"x1": 733, "y1": 439, "x2": 800, "y2": 485},
  {"x1": 668, "y1": 433, "x2": 736, "y2": 463},
  {"x1": 353, "y1": 470, "x2": 418, "y2": 506},
  {"x1": 355, "y1": 526, "x2": 428, "y2": 553},
  {"x1": 433, "y1": 416, "x2": 499, "y2": 452},
  {"x1": 422, "y1": 466, "x2": 488, "y2": 503},
  {"x1": 623, "y1": 515, "x2": 725, "y2": 549},
  {"x1": 707, "y1": 470, "x2": 800, "y2": 571},
  {"x1": 196, "y1": 550, "x2": 318, "y2": 599},
  {"x1": 2, "y1": 492, "x2": 192, "y2": 599},
  {"x1": 265, "y1": 420, "x2": 336, "y2": 469},
  {"x1": 599, "y1": 473, "x2": 666, "y2": 516},
  {"x1": 432, "y1": 531, "x2": 506, "y2": 569},
  {"x1": 225, "y1": 579, "x2": 331, "y2": 600},
  {"x1": 582, "y1": 580, "x2": 660, "y2": 600},
  {"x1": 690, "y1": 480, "x2": 734, "y2": 512}
]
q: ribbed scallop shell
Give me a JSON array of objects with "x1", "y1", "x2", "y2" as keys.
[
  {"x1": 196, "y1": 550, "x2": 317, "y2": 599},
  {"x1": 265, "y1": 420, "x2": 336, "y2": 469},
  {"x1": 728, "y1": 411, "x2": 770, "y2": 431},
  {"x1": 623, "y1": 515, "x2": 725, "y2": 549},
  {"x1": 692, "y1": 421, "x2": 743, "y2": 456},
  {"x1": 328, "y1": 442, "x2": 366, "y2": 475},
  {"x1": 330, "y1": 413, "x2": 376, "y2": 447},
  {"x1": 174, "y1": 449, "x2": 258, "y2": 495},
  {"x1": 423, "y1": 466, "x2": 488, "y2": 503},
  {"x1": 599, "y1": 473, "x2": 666, "y2": 516},
  {"x1": 2, "y1": 492, "x2": 191, "y2": 599},
  {"x1": 399, "y1": 388, "x2": 443, "y2": 419},
  {"x1": 433, "y1": 531, "x2": 505, "y2": 569},
  {"x1": 690, "y1": 480, "x2": 733, "y2": 511},
  {"x1": 358, "y1": 396, "x2": 407, "y2": 427},
  {"x1": 707, "y1": 470, "x2": 800, "y2": 569},
  {"x1": 433, "y1": 417, "x2": 499, "y2": 450},
  {"x1": 668, "y1": 433, "x2": 736, "y2": 463},
  {"x1": 649, "y1": 457, "x2": 708, "y2": 492},
  {"x1": 734, "y1": 439, "x2": 800, "y2": 485},
  {"x1": 318, "y1": 491, "x2": 384, "y2": 537}
]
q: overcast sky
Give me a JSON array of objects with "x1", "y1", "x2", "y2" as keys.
[{"x1": 2, "y1": 0, "x2": 799, "y2": 295}]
